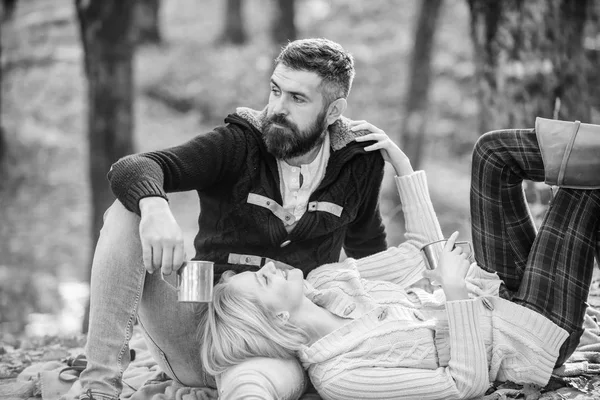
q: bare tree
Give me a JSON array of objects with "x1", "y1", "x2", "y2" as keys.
[
  {"x1": 75, "y1": 0, "x2": 136, "y2": 332},
  {"x1": 400, "y1": 0, "x2": 443, "y2": 170},
  {"x1": 586, "y1": 0, "x2": 600, "y2": 120},
  {"x1": 468, "y1": 0, "x2": 592, "y2": 134},
  {"x1": 272, "y1": 0, "x2": 296, "y2": 48},
  {"x1": 220, "y1": 0, "x2": 246, "y2": 45},
  {"x1": 0, "y1": 9, "x2": 6, "y2": 162},
  {"x1": 1, "y1": 0, "x2": 17, "y2": 21},
  {"x1": 136, "y1": 0, "x2": 162, "y2": 45}
]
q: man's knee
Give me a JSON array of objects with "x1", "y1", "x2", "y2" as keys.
[
  {"x1": 217, "y1": 357, "x2": 307, "y2": 400},
  {"x1": 93, "y1": 199, "x2": 141, "y2": 258},
  {"x1": 99, "y1": 200, "x2": 140, "y2": 235}
]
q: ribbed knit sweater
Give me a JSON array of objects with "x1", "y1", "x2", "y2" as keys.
[
  {"x1": 299, "y1": 171, "x2": 569, "y2": 400},
  {"x1": 107, "y1": 107, "x2": 387, "y2": 276}
]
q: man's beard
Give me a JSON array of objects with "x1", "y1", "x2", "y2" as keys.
[{"x1": 262, "y1": 109, "x2": 328, "y2": 160}]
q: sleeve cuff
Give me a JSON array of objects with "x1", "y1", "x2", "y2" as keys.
[
  {"x1": 394, "y1": 171, "x2": 429, "y2": 207},
  {"x1": 124, "y1": 181, "x2": 168, "y2": 215}
]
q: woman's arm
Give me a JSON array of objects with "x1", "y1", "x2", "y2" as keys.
[
  {"x1": 351, "y1": 124, "x2": 444, "y2": 287},
  {"x1": 352, "y1": 121, "x2": 414, "y2": 177}
]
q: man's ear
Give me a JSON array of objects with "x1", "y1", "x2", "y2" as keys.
[
  {"x1": 276, "y1": 311, "x2": 290, "y2": 324},
  {"x1": 326, "y1": 98, "x2": 347, "y2": 126}
]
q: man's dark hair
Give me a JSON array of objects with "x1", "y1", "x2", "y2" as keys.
[{"x1": 275, "y1": 38, "x2": 355, "y2": 105}]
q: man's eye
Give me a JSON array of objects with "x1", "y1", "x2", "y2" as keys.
[{"x1": 293, "y1": 96, "x2": 304, "y2": 103}]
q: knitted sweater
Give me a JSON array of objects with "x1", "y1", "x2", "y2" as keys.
[
  {"x1": 107, "y1": 107, "x2": 387, "y2": 276},
  {"x1": 300, "y1": 172, "x2": 569, "y2": 400}
]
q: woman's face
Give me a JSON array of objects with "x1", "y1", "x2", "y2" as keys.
[{"x1": 227, "y1": 262, "x2": 305, "y2": 315}]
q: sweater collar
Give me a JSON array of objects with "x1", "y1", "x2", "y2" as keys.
[{"x1": 235, "y1": 107, "x2": 368, "y2": 152}]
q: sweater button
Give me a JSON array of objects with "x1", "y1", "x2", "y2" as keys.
[
  {"x1": 280, "y1": 240, "x2": 292, "y2": 248},
  {"x1": 343, "y1": 303, "x2": 356, "y2": 316},
  {"x1": 482, "y1": 298, "x2": 494, "y2": 311},
  {"x1": 412, "y1": 310, "x2": 425, "y2": 321}
]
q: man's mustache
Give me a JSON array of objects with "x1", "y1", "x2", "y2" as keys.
[{"x1": 267, "y1": 114, "x2": 295, "y2": 130}]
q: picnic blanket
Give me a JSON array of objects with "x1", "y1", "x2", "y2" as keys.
[
  {"x1": 5, "y1": 308, "x2": 600, "y2": 400},
  {"x1": 1, "y1": 332, "x2": 217, "y2": 400}
]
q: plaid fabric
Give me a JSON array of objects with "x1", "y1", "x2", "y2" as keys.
[{"x1": 470, "y1": 129, "x2": 600, "y2": 335}]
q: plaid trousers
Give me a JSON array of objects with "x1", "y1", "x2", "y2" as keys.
[{"x1": 470, "y1": 129, "x2": 600, "y2": 363}]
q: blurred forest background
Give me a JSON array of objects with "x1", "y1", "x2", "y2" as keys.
[{"x1": 1, "y1": 0, "x2": 599, "y2": 340}]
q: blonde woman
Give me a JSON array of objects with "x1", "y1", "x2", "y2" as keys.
[{"x1": 201, "y1": 120, "x2": 600, "y2": 400}]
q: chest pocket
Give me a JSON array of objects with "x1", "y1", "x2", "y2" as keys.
[
  {"x1": 247, "y1": 193, "x2": 296, "y2": 226},
  {"x1": 247, "y1": 193, "x2": 345, "y2": 224},
  {"x1": 307, "y1": 201, "x2": 344, "y2": 217}
]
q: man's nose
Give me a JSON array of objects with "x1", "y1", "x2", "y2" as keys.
[{"x1": 272, "y1": 96, "x2": 288, "y2": 115}]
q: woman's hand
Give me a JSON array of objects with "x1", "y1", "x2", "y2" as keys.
[
  {"x1": 422, "y1": 232, "x2": 470, "y2": 301},
  {"x1": 351, "y1": 121, "x2": 414, "y2": 176}
]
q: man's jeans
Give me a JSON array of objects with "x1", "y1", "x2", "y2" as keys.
[{"x1": 78, "y1": 200, "x2": 307, "y2": 400}]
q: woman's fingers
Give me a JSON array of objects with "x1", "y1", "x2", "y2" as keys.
[
  {"x1": 350, "y1": 122, "x2": 383, "y2": 133},
  {"x1": 349, "y1": 119, "x2": 366, "y2": 125},
  {"x1": 355, "y1": 132, "x2": 387, "y2": 141},
  {"x1": 422, "y1": 269, "x2": 437, "y2": 281},
  {"x1": 444, "y1": 231, "x2": 460, "y2": 252}
]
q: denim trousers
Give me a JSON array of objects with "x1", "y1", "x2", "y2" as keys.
[{"x1": 78, "y1": 200, "x2": 307, "y2": 400}]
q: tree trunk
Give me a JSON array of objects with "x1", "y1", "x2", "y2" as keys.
[
  {"x1": 586, "y1": 0, "x2": 600, "y2": 120},
  {"x1": 468, "y1": 0, "x2": 591, "y2": 134},
  {"x1": 399, "y1": 0, "x2": 443, "y2": 170},
  {"x1": 0, "y1": 13, "x2": 5, "y2": 163},
  {"x1": 272, "y1": 0, "x2": 296, "y2": 48},
  {"x1": 220, "y1": 0, "x2": 246, "y2": 45},
  {"x1": 75, "y1": 0, "x2": 136, "y2": 333},
  {"x1": 136, "y1": 0, "x2": 162, "y2": 45},
  {"x1": 2, "y1": 0, "x2": 17, "y2": 21}
]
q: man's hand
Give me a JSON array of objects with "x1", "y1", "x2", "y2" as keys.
[{"x1": 139, "y1": 197, "x2": 185, "y2": 276}]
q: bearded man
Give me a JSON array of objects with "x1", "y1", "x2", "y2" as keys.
[{"x1": 79, "y1": 38, "x2": 388, "y2": 400}]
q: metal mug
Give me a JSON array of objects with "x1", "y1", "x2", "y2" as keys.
[
  {"x1": 163, "y1": 260, "x2": 214, "y2": 302},
  {"x1": 420, "y1": 239, "x2": 473, "y2": 270}
]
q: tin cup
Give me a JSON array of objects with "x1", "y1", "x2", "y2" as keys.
[
  {"x1": 176, "y1": 260, "x2": 214, "y2": 302},
  {"x1": 420, "y1": 239, "x2": 473, "y2": 270}
]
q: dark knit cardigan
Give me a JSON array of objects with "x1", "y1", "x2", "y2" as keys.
[{"x1": 108, "y1": 107, "x2": 387, "y2": 277}]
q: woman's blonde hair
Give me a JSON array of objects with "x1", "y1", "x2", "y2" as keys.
[{"x1": 199, "y1": 271, "x2": 310, "y2": 376}]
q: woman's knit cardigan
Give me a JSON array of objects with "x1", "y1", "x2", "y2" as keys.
[{"x1": 299, "y1": 171, "x2": 568, "y2": 400}]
